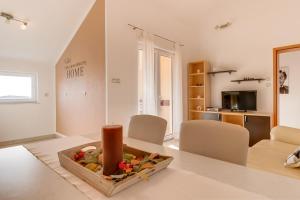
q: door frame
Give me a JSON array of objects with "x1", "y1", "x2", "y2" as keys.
[{"x1": 273, "y1": 44, "x2": 300, "y2": 126}]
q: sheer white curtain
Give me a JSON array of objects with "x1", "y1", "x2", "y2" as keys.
[
  {"x1": 172, "y1": 44, "x2": 183, "y2": 137},
  {"x1": 140, "y1": 32, "x2": 157, "y2": 115},
  {"x1": 137, "y1": 30, "x2": 183, "y2": 137}
]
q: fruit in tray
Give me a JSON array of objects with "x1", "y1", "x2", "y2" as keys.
[{"x1": 73, "y1": 146, "x2": 165, "y2": 182}]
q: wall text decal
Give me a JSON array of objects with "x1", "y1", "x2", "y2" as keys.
[{"x1": 65, "y1": 59, "x2": 87, "y2": 79}]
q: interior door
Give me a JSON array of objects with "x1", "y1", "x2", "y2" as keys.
[
  {"x1": 278, "y1": 50, "x2": 300, "y2": 128},
  {"x1": 155, "y1": 49, "x2": 174, "y2": 139}
]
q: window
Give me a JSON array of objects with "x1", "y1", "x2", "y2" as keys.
[{"x1": 0, "y1": 71, "x2": 37, "y2": 103}]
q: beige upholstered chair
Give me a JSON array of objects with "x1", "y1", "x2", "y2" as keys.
[
  {"x1": 128, "y1": 115, "x2": 167, "y2": 145},
  {"x1": 271, "y1": 126, "x2": 300, "y2": 145},
  {"x1": 179, "y1": 120, "x2": 249, "y2": 166}
]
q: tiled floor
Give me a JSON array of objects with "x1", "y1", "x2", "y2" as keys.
[
  {"x1": 164, "y1": 139, "x2": 179, "y2": 150},
  {"x1": 0, "y1": 134, "x2": 59, "y2": 149}
]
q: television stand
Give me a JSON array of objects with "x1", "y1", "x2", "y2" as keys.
[
  {"x1": 230, "y1": 109, "x2": 248, "y2": 113},
  {"x1": 199, "y1": 110, "x2": 272, "y2": 146}
]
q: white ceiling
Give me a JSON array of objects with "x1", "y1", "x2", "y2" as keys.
[
  {"x1": 0, "y1": 0, "x2": 274, "y2": 66},
  {"x1": 150, "y1": 0, "x2": 220, "y2": 26},
  {"x1": 0, "y1": 0, "x2": 95, "y2": 65}
]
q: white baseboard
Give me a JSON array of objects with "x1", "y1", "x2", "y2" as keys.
[
  {"x1": 0, "y1": 134, "x2": 58, "y2": 148},
  {"x1": 55, "y1": 132, "x2": 67, "y2": 138}
]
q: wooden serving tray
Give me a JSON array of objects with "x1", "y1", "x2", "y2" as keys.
[{"x1": 58, "y1": 142, "x2": 173, "y2": 197}]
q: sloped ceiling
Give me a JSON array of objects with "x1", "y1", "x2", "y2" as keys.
[{"x1": 0, "y1": 0, "x2": 95, "y2": 65}]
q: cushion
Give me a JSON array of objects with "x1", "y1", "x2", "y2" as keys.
[{"x1": 285, "y1": 147, "x2": 300, "y2": 168}]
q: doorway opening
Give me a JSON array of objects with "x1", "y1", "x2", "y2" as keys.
[
  {"x1": 138, "y1": 48, "x2": 174, "y2": 139},
  {"x1": 273, "y1": 44, "x2": 300, "y2": 127},
  {"x1": 155, "y1": 49, "x2": 173, "y2": 139}
]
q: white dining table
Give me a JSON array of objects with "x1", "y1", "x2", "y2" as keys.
[{"x1": 1, "y1": 136, "x2": 300, "y2": 200}]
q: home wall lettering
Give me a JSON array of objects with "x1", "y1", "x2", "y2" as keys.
[{"x1": 65, "y1": 60, "x2": 87, "y2": 79}]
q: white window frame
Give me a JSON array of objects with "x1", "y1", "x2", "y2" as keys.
[{"x1": 0, "y1": 71, "x2": 38, "y2": 104}]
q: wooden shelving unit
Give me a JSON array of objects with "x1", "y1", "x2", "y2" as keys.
[
  {"x1": 189, "y1": 97, "x2": 204, "y2": 100},
  {"x1": 188, "y1": 61, "x2": 211, "y2": 120},
  {"x1": 189, "y1": 73, "x2": 204, "y2": 76},
  {"x1": 189, "y1": 86, "x2": 204, "y2": 88}
]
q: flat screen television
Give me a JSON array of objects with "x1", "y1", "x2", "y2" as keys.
[{"x1": 222, "y1": 91, "x2": 257, "y2": 111}]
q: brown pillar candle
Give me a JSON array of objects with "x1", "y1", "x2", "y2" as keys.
[{"x1": 102, "y1": 125, "x2": 123, "y2": 176}]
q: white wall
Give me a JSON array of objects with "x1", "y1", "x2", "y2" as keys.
[
  {"x1": 0, "y1": 58, "x2": 55, "y2": 142},
  {"x1": 279, "y1": 51, "x2": 300, "y2": 128},
  {"x1": 106, "y1": 0, "x2": 300, "y2": 134},
  {"x1": 106, "y1": 0, "x2": 199, "y2": 135},
  {"x1": 192, "y1": 0, "x2": 300, "y2": 113}
]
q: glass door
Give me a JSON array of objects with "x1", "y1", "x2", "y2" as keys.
[{"x1": 155, "y1": 49, "x2": 174, "y2": 139}]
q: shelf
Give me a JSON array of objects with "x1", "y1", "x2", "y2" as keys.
[
  {"x1": 189, "y1": 86, "x2": 204, "y2": 88},
  {"x1": 189, "y1": 73, "x2": 204, "y2": 76},
  {"x1": 189, "y1": 61, "x2": 205, "y2": 65},
  {"x1": 207, "y1": 70, "x2": 237, "y2": 76},
  {"x1": 231, "y1": 78, "x2": 265, "y2": 84},
  {"x1": 189, "y1": 110, "x2": 203, "y2": 113},
  {"x1": 188, "y1": 60, "x2": 210, "y2": 121}
]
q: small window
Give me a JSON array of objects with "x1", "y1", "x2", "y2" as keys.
[{"x1": 0, "y1": 71, "x2": 37, "y2": 103}]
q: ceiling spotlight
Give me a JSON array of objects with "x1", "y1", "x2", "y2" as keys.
[
  {"x1": 20, "y1": 22, "x2": 28, "y2": 30},
  {"x1": 0, "y1": 12, "x2": 29, "y2": 30},
  {"x1": 5, "y1": 18, "x2": 11, "y2": 24},
  {"x1": 215, "y1": 22, "x2": 232, "y2": 30},
  {"x1": 1, "y1": 12, "x2": 13, "y2": 21}
]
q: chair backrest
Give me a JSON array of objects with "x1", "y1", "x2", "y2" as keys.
[
  {"x1": 271, "y1": 126, "x2": 300, "y2": 145},
  {"x1": 128, "y1": 115, "x2": 167, "y2": 145},
  {"x1": 179, "y1": 120, "x2": 249, "y2": 166}
]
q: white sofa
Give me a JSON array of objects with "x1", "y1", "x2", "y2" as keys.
[{"x1": 247, "y1": 126, "x2": 300, "y2": 179}]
